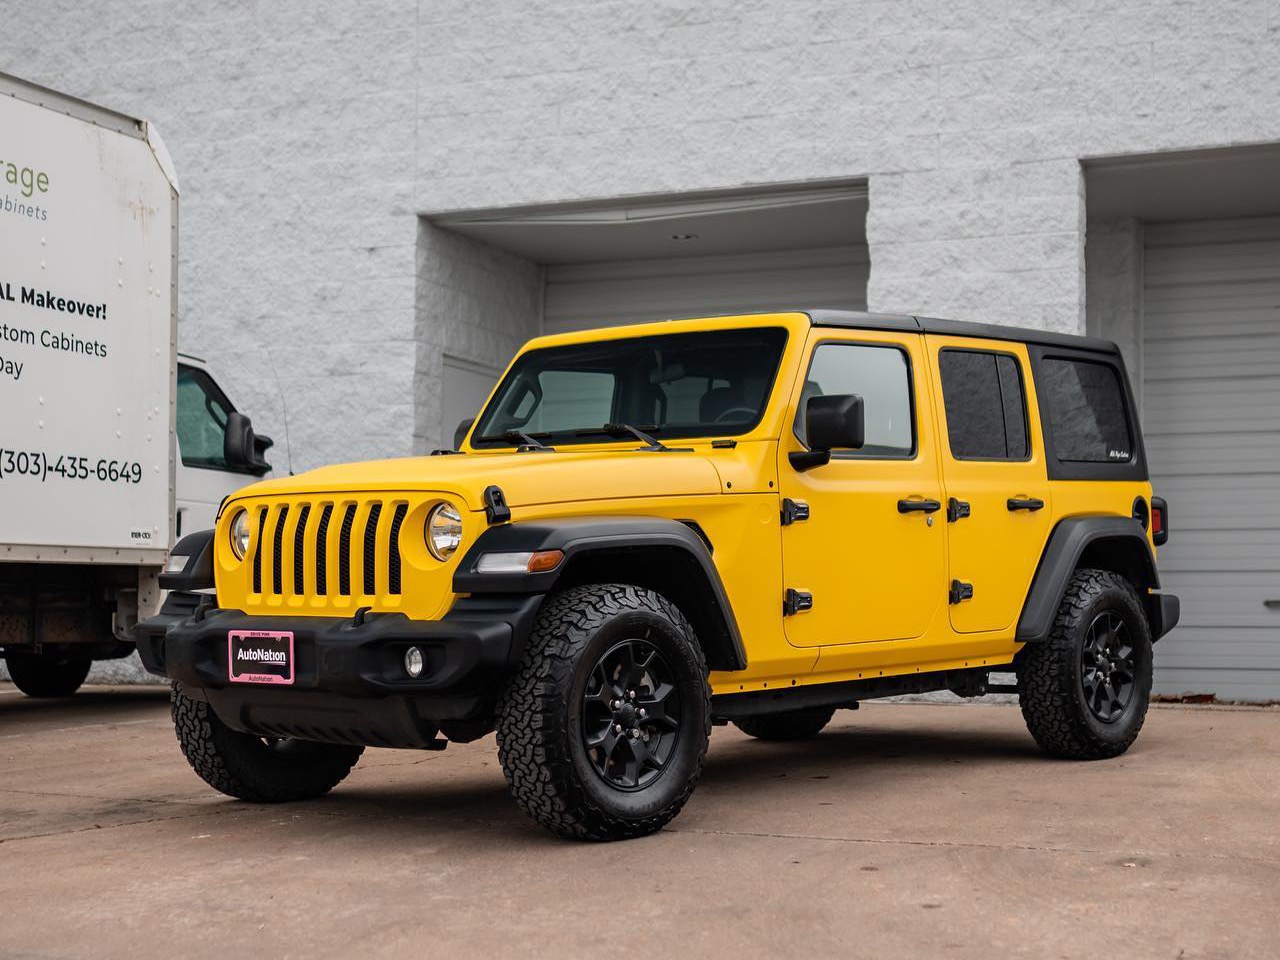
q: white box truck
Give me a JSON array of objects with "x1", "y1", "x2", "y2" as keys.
[{"x1": 1, "y1": 73, "x2": 274, "y2": 696}]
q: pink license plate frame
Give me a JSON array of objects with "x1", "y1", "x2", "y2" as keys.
[{"x1": 227, "y1": 630, "x2": 295, "y2": 685}]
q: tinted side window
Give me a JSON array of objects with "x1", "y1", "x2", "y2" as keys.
[
  {"x1": 799, "y1": 343, "x2": 914, "y2": 458},
  {"x1": 939, "y1": 350, "x2": 1029, "y2": 460},
  {"x1": 1040, "y1": 357, "x2": 1132, "y2": 463}
]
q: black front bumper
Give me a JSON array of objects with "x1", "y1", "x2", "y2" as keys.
[{"x1": 136, "y1": 592, "x2": 542, "y2": 748}]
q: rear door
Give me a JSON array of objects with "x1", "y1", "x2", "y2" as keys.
[{"x1": 927, "y1": 337, "x2": 1052, "y2": 634}]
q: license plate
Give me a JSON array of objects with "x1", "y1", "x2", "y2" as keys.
[{"x1": 228, "y1": 630, "x2": 294, "y2": 685}]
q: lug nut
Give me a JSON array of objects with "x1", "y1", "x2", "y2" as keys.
[
  {"x1": 628, "y1": 689, "x2": 636, "y2": 699},
  {"x1": 638, "y1": 708, "x2": 647, "y2": 718},
  {"x1": 614, "y1": 723, "x2": 622, "y2": 733},
  {"x1": 630, "y1": 728, "x2": 641, "y2": 738}
]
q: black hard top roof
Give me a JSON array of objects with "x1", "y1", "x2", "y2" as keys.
[{"x1": 805, "y1": 310, "x2": 1119, "y2": 354}]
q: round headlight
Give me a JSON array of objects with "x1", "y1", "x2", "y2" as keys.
[
  {"x1": 228, "y1": 510, "x2": 251, "y2": 561},
  {"x1": 426, "y1": 502, "x2": 463, "y2": 561}
]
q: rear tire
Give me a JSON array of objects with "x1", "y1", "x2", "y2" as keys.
[
  {"x1": 4, "y1": 652, "x2": 91, "y2": 697},
  {"x1": 1017, "y1": 568, "x2": 1152, "y2": 760},
  {"x1": 733, "y1": 706, "x2": 835, "y2": 741},
  {"x1": 496, "y1": 584, "x2": 711, "y2": 841},
  {"x1": 171, "y1": 682, "x2": 363, "y2": 802}
]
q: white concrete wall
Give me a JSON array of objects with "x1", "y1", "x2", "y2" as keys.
[
  {"x1": 414, "y1": 222, "x2": 543, "y2": 452},
  {"x1": 1, "y1": 2, "x2": 421, "y2": 473},
  {"x1": 5, "y1": 0, "x2": 1279, "y2": 465}
]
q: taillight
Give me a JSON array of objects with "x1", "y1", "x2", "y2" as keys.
[{"x1": 1151, "y1": 496, "x2": 1169, "y2": 547}]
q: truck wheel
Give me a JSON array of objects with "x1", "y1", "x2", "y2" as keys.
[
  {"x1": 1017, "y1": 568, "x2": 1153, "y2": 760},
  {"x1": 170, "y1": 682, "x2": 363, "y2": 802},
  {"x1": 733, "y1": 706, "x2": 836, "y2": 741},
  {"x1": 496, "y1": 584, "x2": 711, "y2": 841},
  {"x1": 4, "y1": 652, "x2": 92, "y2": 697}
]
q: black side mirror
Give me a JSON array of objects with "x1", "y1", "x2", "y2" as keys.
[
  {"x1": 224, "y1": 411, "x2": 273, "y2": 476},
  {"x1": 453, "y1": 417, "x2": 476, "y2": 451},
  {"x1": 790, "y1": 394, "x2": 864, "y2": 471}
]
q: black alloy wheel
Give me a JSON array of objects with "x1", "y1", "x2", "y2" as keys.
[
  {"x1": 581, "y1": 638, "x2": 683, "y2": 791},
  {"x1": 1017, "y1": 567, "x2": 1153, "y2": 760},
  {"x1": 1080, "y1": 611, "x2": 1136, "y2": 723}
]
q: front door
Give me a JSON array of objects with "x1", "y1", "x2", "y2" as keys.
[
  {"x1": 778, "y1": 330, "x2": 947, "y2": 647},
  {"x1": 926, "y1": 337, "x2": 1052, "y2": 634}
]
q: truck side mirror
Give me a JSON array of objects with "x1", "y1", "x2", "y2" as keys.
[
  {"x1": 453, "y1": 417, "x2": 475, "y2": 451},
  {"x1": 224, "y1": 411, "x2": 273, "y2": 476},
  {"x1": 790, "y1": 394, "x2": 864, "y2": 471}
]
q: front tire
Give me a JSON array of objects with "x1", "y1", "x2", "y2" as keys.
[
  {"x1": 496, "y1": 584, "x2": 711, "y2": 841},
  {"x1": 734, "y1": 706, "x2": 835, "y2": 741},
  {"x1": 1017, "y1": 568, "x2": 1153, "y2": 760},
  {"x1": 5, "y1": 652, "x2": 92, "y2": 697},
  {"x1": 171, "y1": 682, "x2": 363, "y2": 802}
]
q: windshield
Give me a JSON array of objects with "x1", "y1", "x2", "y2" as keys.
[{"x1": 471, "y1": 328, "x2": 789, "y2": 447}]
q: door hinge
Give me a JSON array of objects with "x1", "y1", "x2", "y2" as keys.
[
  {"x1": 949, "y1": 580, "x2": 974, "y2": 604},
  {"x1": 780, "y1": 498, "x2": 810, "y2": 526},
  {"x1": 783, "y1": 588, "x2": 813, "y2": 616},
  {"x1": 947, "y1": 498, "x2": 970, "y2": 523}
]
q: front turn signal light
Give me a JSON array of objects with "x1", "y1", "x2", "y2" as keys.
[{"x1": 474, "y1": 550, "x2": 564, "y2": 574}]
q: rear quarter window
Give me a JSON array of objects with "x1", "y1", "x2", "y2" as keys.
[{"x1": 1039, "y1": 357, "x2": 1133, "y2": 463}]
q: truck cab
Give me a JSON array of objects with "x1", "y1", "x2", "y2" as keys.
[
  {"x1": 175, "y1": 353, "x2": 274, "y2": 537},
  {"x1": 140, "y1": 310, "x2": 1178, "y2": 841}
]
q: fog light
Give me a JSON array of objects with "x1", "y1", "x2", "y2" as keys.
[{"x1": 404, "y1": 646, "x2": 425, "y2": 678}]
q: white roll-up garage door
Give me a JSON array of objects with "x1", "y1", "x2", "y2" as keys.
[
  {"x1": 542, "y1": 245, "x2": 868, "y2": 335},
  {"x1": 1143, "y1": 217, "x2": 1280, "y2": 700}
]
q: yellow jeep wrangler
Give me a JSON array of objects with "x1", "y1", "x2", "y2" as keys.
[{"x1": 140, "y1": 311, "x2": 1179, "y2": 840}]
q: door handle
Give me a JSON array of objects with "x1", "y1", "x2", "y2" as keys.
[
  {"x1": 1007, "y1": 497, "x2": 1045, "y2": 512},
  {"x1": 1265, "y1": 600, "x2": 1280, "y2": 610},
  {"x1": 898, "y1": 498, "x2": 941, "y2": 514}
]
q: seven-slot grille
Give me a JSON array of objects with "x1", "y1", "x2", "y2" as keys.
[{"x1": 250, "y1": 499, "x2": 410, "y2": 600}]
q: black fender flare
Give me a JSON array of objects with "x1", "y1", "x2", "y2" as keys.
[
  {"x1": 1016, "y1": 515, "x2": 1171, "y2": 643},
  {"x1": 453, "y1": 516, "x2": 747, "y2": 671}
]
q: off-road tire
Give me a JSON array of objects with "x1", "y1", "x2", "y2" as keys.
[
  {"x1": 171, "y1": 682, "x2": 363, "y2": 802},
  {"x1": 496, "y1": 584, "x2": 711, "y2": 841},
  {"x1": 1017, "y1": 568, "x2": 1153, "y2": 760},
  {"x1": 4, "y1": 652, "x2": 92, "y2": 697},
  {"x1": 733, "y1": 706, "x2": 836, "y2": 741}
]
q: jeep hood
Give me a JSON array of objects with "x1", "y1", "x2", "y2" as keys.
[{"x1": 233, "y1": 450, "x2": 725, "y2": 512}]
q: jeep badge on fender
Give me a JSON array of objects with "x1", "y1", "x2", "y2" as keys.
[{"x1": 137, "y1": 310, "x2": 1178, "y2": 841}]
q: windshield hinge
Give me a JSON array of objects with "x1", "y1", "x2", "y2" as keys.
[{"x1": 483, "y1": 485, "x2": 511, "y2": 525}]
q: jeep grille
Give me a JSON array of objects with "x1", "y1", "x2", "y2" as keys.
[{"x1": 248, "y1": 498, "x2": 410, "y2": 603}]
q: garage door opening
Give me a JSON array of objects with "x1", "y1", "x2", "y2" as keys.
[
  {"x1": 1085, "y1": 145, "x2": 1280, "y2": 701},
  {"x1": 438, "y1": 182, "x2": 867, "y2": 332},
  {"x1": 417, "y1": 182, "x2": 868, "y2": 448}
]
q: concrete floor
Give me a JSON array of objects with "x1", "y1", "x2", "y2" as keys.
[{"x1": 1, "y1": 684, "x2": 1276, "y2": 960}]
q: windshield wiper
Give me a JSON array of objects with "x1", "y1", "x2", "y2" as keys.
[
  {"x1": 575, "y1": 423, "x2": 688, "y2": 452},
  {"x1": 475, "y1": 430, "x2": 555, "y2": 452}
]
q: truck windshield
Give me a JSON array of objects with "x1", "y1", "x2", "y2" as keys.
[{"x1": 471, "y1": 328, "x2": 789, "y2": 447}]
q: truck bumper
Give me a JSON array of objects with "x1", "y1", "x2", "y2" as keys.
[{"x1": 135, "y1": 591, "x2": 542, "y2": 748}]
